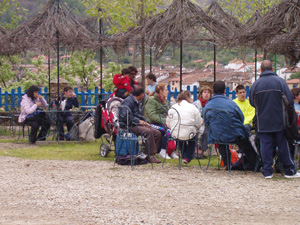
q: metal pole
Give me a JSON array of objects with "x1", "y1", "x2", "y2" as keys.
[
  {"x1": 48, "y1": 50, "x2": 51, "y2": 102},
  {"x1": 255, "y1": 48, "x2": 257, "y2": 80},
  {"x1": 274, "y1": 53, "x2": 277, "y2": 74},
  {"x1": 214, "y1": 43, "x2": 216, "y2": 82},
  {"x1": 99, "y1": 8, "x2": 103, "y2": 98},
  {"x1": 150, "y1": 47, "x2": 152, "y2": 73},
  {"x1": 56, "y1": 0, "x2": 60, "y2": 102},
  {"x1": 180, "y1": 40, "x2": 183, "y2": 92}
]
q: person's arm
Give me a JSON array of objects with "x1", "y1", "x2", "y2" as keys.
[
  {"x1": 37, "y1": 94, "x2": 48, "y2": 107},
  {"x1": 145, "y1": 98, "x2": 165, "y2": 124},
  {"x1": 194, "y1": 108, "x2": 202, "y2": 130},
  {"x1": 72, "y1": 95, "x2": 79, "y2": 108},
  {"x1": 21, "y1": 98, "x2": 38, "y2": 115},
  {"x1": 122, "y1": 77, "x2": 132, "y2": 92},
  {"x1": 249, "y1": 85, "x2": 255, "y2": 107},
  {"x1": 282, "y1": 81, "x2": 294, "y2": 105},
  {"x1": 244, "y1": 103, "x2": 255, "y2": 125},
  {"x1": 113, "y1": 74, "x2": 122, "y2": 86}
]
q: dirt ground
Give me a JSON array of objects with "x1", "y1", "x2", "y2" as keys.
[{"x1": 1, "y1": 150, "x2": 300, "y2": 225}]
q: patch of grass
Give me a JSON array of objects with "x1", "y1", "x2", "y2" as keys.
[
  {"x1": 0, "y1": 140, "x2": 115, "y2": 161},
  {"x1": 0, "y1": 139, "x2": 220, "y2": 167}
]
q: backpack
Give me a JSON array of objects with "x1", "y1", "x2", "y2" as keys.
[
  {"x1": 116, "y1": 154, "x2": 148, "y2": 166},
  {"x1": 115, "y1": 133, "x2": 139, "y2": 156},
  {"x1": 68, "y1": 123, "x2": 79, "y2": 141},
  {"x1": 94, "y1": 102, "x2": 107, "y2": 139},
  {"x1": 285, "y1": 104, "x2": 299, "y2": 140}
]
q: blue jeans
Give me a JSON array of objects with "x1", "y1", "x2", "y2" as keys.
[
  {"x1": 178, "y1": 135, "x2": 197, "y2": 161},
  {"x1": 59, "y1": 115, "x2": 74, "y2": 138},
  {"x1": 259, "y1": 131, "x2": 296, "y2": 176}
]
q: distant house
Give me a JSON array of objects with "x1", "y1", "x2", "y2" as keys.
[
  {"x1": 282, "y1": 67, "x2": 300, "y2": 80},
  {"x1": 31, "y1": 54, "x2": 48, "y2": 63},
  {"x1": 286, "y1": 79, "x2": 300, "y2": 89}
]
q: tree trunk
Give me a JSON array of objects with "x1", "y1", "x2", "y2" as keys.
[{"x1": 133, "y1": 44, "x2": 137, "y2": 67}]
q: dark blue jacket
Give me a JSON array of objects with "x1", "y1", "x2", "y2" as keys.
[
  {"x1": 204, "y1": 94, "x2": 248, "y2": 144},
  {"x1": 249, "y1": 70, "x2": 293, "y2": 132},
  {"x1": 52, "y1": 95, "x2": 79, "y2": 117},
  {"x1": 119, "y1": 94, "x2": 144, "y2": 126}
]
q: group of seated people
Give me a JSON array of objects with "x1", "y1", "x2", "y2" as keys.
[
  {"x1": 116, "y1": 61, "x2": 300, "y2": 179},
  {"x1": 116, "y1": 78, "x2": 259, "y2": 167},
  {"x1": 18, "y1": 85, "x2": 79, "y2": 144}
]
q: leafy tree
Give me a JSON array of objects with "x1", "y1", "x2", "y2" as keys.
[
  {"x1": 53, "y1": 50, "x2": 99, "y2": 91},
  {"x1": 218, "y1": 0, "x2": 280, "y2": 23},
  {"x1": 83, "y1": 0, "x2": 166, "y2": 34},
  {"x1": 0, "y1": 0, "x2": 26, "y2": 29},
  {"x1": 102, "y1": 62, "x2": 122, "y2": 92},
  {"x1": 0, "y1": 55, "x2": 19, "y2": 89},
  {"x1": 289, "y1": 72, "x2": 300, "y2": 80}
]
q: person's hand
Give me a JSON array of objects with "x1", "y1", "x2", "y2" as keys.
[
  {"x1": 140, "y1": 120, "x2": 149, "y2": 127},
  {"x1": 36, "y1": 102, "x2": 42, "y2": 107},
  {"x1": 124, "y1": 91, "x2": 130, "y2": 97},
  {"x1": 146, "y1": 90, "x2": 150, "y2": 95},
  {"x1": 72, "y1": 93, "x2": 76, "y2": 98},
  {"x1": 37, "y1": 94, "x2": 42, "y2": 99}
]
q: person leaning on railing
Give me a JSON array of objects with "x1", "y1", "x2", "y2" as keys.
[{"x1": 18, "y1": 85, "x2": 50, "y2": 144}]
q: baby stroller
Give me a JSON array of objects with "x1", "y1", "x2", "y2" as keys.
[{"x1": 98, "y1": 96, "x2": 123, "y2": 157}]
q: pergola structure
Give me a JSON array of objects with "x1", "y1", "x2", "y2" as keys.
[
  {"x1": 0, "y1": 0, "x2": 108, "y2": 100},
  {"x1": 1, "y1": 0, "x2": 300, "y2": 93}
]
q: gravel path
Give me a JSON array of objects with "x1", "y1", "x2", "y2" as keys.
[{"x1": 0, "y1": 155, "x2": 300, "y2": 225}]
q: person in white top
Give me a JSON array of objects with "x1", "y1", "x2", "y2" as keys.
[{"x1": 166, "y1": 91, "x2": 202, "y2": 164}]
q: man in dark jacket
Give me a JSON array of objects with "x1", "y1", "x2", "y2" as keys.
[
  {"x1": 204, "y1": 81, "x2": 259, "y2": 170},
  {"x1": 249, "y1": 60, "x2": 299, "y2": 178},
  {"x1": 119, "y1": 86, "x2": 162, "y2": 163}
]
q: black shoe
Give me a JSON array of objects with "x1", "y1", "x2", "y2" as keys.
[{"x1": 195, "y1": 152, "x2": 207, "y2": 159}]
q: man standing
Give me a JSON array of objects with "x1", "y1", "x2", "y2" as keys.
[
  {"x1": 233, "y1": 85, "x2": 255, "y2": 133},
  {"x1": 119, "y1": 86, "x2": 162, "y2": 163},
  {"x1": 249, "y1": 60, "x2": 300, "y2": 178},
  {"x1": 204, "y1": 81, "x2": 259, "y2": 170}
]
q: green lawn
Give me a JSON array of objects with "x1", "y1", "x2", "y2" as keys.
[{"x1": 0, "y1": 138, "x2": 220, "y2": 168}]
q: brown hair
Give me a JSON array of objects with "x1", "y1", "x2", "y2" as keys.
[
  {"x1": 128, "y1": 65, "x2": 138, "y2": 74},
  {"x1": 177, "y1": 91, "x2": 192, "y2": 104},
  {"x1": 197, "y1": 85, "x2": 212, "y2": 99},
  {"x1": 146, "y1": 73, "x2": 157, "y2": 82},
  {"x1": 64, "y1": 86, "x2": 73, "y2": 92},
  {"x1": 148, "y1": 83, "x2": 165, "y2": 97},
  {"x1": 291, "y1": 87, "x2": 300, "y2": 99}
]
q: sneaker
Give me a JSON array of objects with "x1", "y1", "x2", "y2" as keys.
[
  {"x1": 182, "y1": 158, "x2": 191, "y2": 164},
  {"x1": 265, "y1": 175, "x2": 273, "y2": 179},
  {"x1": 159, "y1": 150, "x2": 171, "y2": 159},
  {"x1": 170, "y1": 152, "x2": 179, "y2": 159},
  {"x1": 284, "y1": 172, "x2": 300, "y2": 179}
]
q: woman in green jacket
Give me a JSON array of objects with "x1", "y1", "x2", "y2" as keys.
[{"x1": 145, "y1": 83, "x2": 178, "y2": 159}]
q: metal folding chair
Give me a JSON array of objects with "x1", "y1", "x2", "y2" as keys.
[
  {"x1": 160, "y1": 106, "x2": 201, "y2": 170},
  {"x1": 115, "y1": 105, "x2": 153, "y2": 170}
]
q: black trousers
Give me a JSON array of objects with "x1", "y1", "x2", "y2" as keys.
[
  {"x1": 219, "y1": 137, "x2": 258, "y2": 167},
  {"x1": 25, "y1": 116, "x2": 50, "y2": 143}
]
